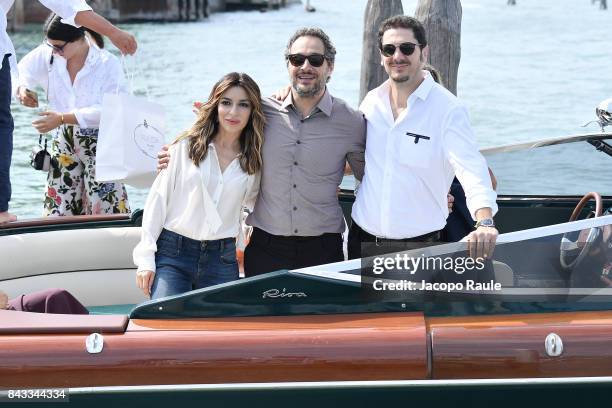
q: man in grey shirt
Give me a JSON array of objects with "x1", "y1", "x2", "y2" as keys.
[{"x1": 244, "y1": 28, "x2": 365, "y2": 276}]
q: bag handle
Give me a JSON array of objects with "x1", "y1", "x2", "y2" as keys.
[
  {"x1": 119, "y1": 54, "x2": 133, "y2": 95},
  {"x1": 120, "y1": 54, "x2": 151, "y2": 98}
]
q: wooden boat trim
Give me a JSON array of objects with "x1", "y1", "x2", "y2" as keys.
[
  {"x1": 426, "y1": 310, "x2": 612, "y2": 328},
  {"x1": 126, "y1": 312, "x2": 415, "y2": 331},
  {"x1": 0, "y1": 310, "x2": 128, "y2": 334}
]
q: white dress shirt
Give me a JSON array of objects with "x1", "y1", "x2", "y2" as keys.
[
  {"x1": 16, "y1": 41, "x2": 125, "y2": 128},
  {"x1": 1, "y1": 0, "x2": 91, "y2": 90},
  {"x1": 352, "y1": 72, "x2": 497, "y2": 239},
  {"x1": 133, "y1": 140, "x2": 261, "y2": 273}
]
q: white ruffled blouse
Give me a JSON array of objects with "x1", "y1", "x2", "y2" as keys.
[{"x1": 133, "y1": 140, "x2": 260, "y2": 273}]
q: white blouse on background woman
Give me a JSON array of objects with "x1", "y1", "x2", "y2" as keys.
[{"x1": 15, "y1": 40, "x2": 126, "y2": 128}]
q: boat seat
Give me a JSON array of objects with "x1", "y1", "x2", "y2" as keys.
[
  {"x1": 0, "y1": 227, "x2": 146, "y2": 307},
  {"x1": 0, "y1": 309, "x2": 128, "y2": 334}
]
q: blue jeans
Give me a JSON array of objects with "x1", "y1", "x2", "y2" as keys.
[
  {"x1": 151, "y1": 229, "x2": 239, "y2": 299},
  {"x1": 0, "y1": 54, "x2": 14, "y2": 212}
]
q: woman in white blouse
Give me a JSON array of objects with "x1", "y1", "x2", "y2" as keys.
[
  {"x1": 15, "y1": 14, "x2": 129, "y2": 216},
  {"x1": 133, "y1": 72, "x2": 263, "y2": 299}
]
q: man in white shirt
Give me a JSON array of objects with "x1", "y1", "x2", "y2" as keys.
[
  {"x1": 349, "y1": 15, "x2": 498, "y2": 260},
  {"x1": 0, "y1": 0, "x2": 137, "y2": 224}
]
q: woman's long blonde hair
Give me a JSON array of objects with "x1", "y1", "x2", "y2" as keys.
[{"x1": 176, "y1": 72, "x2": 265, "y2": 175}]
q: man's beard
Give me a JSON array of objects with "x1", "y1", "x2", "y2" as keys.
[
  {"x1": 389, "y1": 60, "x2": 412, "y2": 83},
  {"x1": 292, "y1": 74, "x2": 325, "y2": 98},
  {"x1": 390, "y1": 73, "x2": 411, "y2": 83},
  {"x1": 389, "y1": 56, "x2": 423, "y2": 84}
]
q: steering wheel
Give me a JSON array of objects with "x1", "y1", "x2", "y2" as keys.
[{"x1": 560, "y1": 192, "x2": 603, "y2": 271}]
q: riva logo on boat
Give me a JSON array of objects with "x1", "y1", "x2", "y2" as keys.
[{"x1": 262, "y1": 288, "x2": 307, "y2": 299}]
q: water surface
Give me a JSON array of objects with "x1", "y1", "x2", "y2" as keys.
[{"x1": 8, "y1": 0, "x2": 612, "y2": 218}]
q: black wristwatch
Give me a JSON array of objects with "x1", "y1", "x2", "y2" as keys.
[{"x1": 475, "y1": 218, "x2": 495, "y2": 228}]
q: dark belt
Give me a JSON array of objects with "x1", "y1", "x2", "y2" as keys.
[
  {"x1": 252, "y1": 227, "x2": 340, "y2": 245},
  {"x1": 353, "y1": 220, "x2": 440, "y2": 246},
  {"x1": 159, "y1": 228, "x2": 234, "y2": 250}
]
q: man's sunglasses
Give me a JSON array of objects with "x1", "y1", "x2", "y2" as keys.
[
  {"x1": 287, "y1": 53, "x2": 326, "y2": 68},
  {"x1": 380, "y1": 42, "x2": 422, "y2": 57},
  {"x1": 45, "y1": 40, "x2": 69, "y2": 53}
]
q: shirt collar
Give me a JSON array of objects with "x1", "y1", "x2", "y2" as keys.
[
  {"x1": 279, "y1": 87, "x2": 333, "y2": 117},
  {"x1": 376, "y1": 70, "x2": 435, "y2": 103},
  {"x1": 412, "y1": 70, "x2": 435, "y2": 101},
  {"x1": 208, "y1": 141, "x2": 243, "y2": 157}
]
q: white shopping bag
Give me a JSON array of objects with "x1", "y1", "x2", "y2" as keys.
[{"x1": 96, "y1": 93, "x2": 166, "y2": 188}]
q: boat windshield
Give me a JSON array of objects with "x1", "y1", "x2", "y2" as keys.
[{"x1": 484, "y1": 135, "x2": 611, "y2": 196}]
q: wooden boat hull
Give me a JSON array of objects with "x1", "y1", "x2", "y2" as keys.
[
  {"x1": 0, "y1": 313, "x2": 427, "y2": 388},
  {"x1": 3, "y1": 311, "x2": 612, "y2": 389},
  {"x1": 429, "y1": 312, "x2": 612, "y2": 379}
]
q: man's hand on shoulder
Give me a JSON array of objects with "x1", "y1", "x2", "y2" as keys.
[
  {"x1": 157, "y1": 144, "x2": 171, "y2": 171},
  {"x1": 271, "y1": 85, "x2": 291, "y2": 101},
  {"x1": 193, "y1": 101, "x2": 203, "y2": 115}
]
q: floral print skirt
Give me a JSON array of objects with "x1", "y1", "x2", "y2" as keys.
[{"x1": 43, "y1": 126, "x2": 130, "y2": 217}]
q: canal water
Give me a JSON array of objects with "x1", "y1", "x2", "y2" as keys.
[{"x1": 8, "y1": 0, "x2": 612, "y2": 218}]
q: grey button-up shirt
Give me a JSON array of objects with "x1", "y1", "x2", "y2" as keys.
[{"x1": 247, "y1": 89, "x2": 366, "y2": 236}]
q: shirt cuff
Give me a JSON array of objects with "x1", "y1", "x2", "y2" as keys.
[
  {"x1": 135, "y1": 258, "x2": 156, "y2": 274},
  {"x1": 60, "y1": 3, "x2": 93, "y2": 27},
  {"x1": 71, "y1": 109, "x2": 88, "y2": 128},
  {"x1": 467, "y1": 195, "x2": 499, "y2": 220}
]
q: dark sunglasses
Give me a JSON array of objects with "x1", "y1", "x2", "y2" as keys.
[
  {"x1": 45, "y1": 40, "x2": 69, "y2": 53},
  {"x1": 380, "y1": 42, "x2": 422, "y2": 57},
  {"x1": 287, "y1": 53, "x2": 326, "y2": 68}
]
